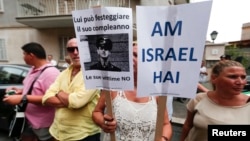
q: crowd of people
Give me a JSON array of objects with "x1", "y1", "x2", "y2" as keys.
[{"x1": 3, "y1": 38, "x2": 249, "y2": 141}]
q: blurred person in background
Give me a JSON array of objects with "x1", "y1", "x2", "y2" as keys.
[
  {"x1": 47, "y1": 54, "x2": 57, "y2": 66},
  {"x1": 199, "y1": 60, "x2": 208, "y2": 83}
]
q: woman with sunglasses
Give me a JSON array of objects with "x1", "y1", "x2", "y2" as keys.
[{"x1": 42, "y1": 38, "x2": 101, "y2": 141}]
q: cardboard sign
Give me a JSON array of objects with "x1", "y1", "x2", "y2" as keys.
[
  {"x1": 136, "y1": 1, "x2": 212, "y2": 98},
  {"x1": 72, "y1": 7, "x2": 134, "y2": 90}
]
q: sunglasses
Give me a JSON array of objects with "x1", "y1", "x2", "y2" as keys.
[{"x1": 67, "y1": 47, "x2": 78, "y2": 53}]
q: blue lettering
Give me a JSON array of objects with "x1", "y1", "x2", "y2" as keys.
[
  {"x1": 163, "y1": 71, "x2": 174, "y2": 83},
  {"x1": 146, "y1": 48, "x2": 154, "y2": 62},
  {"x1": 151, "y1": 21, "x2": 182, "y2": 36},
  {"x1": 142, "y1": 47, "x2": 197, "y2": 62},
  {"x1": 189, "y1": 48, "x2": 197, "y2": 61},
  {"x1": 153, "y1": 71, "x2": 180, "y2": 83},
  {"x1": 179, "y1": 48, "x2": 188, "y2": 61},
  {"x1": 165, "y1": 48, "x2": 177, "y2": 61},
  {"x1": 176, "y1": 72, "x2": 179, "y2": 83},
  {"x1": 142, "y1": 49, "x2": 145, "y2": 62},
  {"x1": 165, "y1": 21, "x2": 182, "y2": 36},
  {"x1": 151, "y1": 22, "x2": 163, "y2": 36},
  {"x1": 153, "y1": 71, "x2": 162, "y2": 83},
  {"x1": 155, "y1": 48, "x2": 164, "y2": 61}
]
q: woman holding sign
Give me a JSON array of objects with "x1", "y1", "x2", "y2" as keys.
[
  {"x1": 180, "y1": 60, "x2": 250, "y2": 141},
  {"x1": 92, "y1": 43, "x2": 172, "y2": 141}
]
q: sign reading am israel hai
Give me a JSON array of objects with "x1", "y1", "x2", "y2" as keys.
[{"x1": 136, "y1": 1, "x2": 212, "y2": 98}]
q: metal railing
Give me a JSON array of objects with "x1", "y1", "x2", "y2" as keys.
[{"x1": 16, "y1": 0, "x2": 130, "y2": 17}]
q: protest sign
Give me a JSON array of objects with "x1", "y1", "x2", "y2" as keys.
[
  {"x1": 136, "y1": 1, "x2": 212, "y2": 98},
  {"x1": 72, "y1": 7, "x2": 133, "y2": 91}
]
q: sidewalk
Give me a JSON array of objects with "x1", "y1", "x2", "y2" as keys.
[{"x1": 171, "y1": 99, "x2": 188, "y2": 141}]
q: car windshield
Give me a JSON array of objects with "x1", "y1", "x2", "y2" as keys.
[{"x1": 0, "y1": 66, "x2": 27, "y2": 84}]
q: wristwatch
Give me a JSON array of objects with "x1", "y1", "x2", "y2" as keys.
[{"x1": 22, "y1": 95, "x2": 28, "y2": 104}]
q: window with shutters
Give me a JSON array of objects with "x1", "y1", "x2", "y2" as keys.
[{"x1": 59, "y1": 36, "x2": 74, "y2": 60}]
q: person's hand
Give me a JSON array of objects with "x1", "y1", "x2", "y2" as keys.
[
  {"x1": 5, "y1": 87, "x2": 22, "y2": 94},
  {"x1": 3, "y1": 95, "x2": 23, "y2": 105},
  {"x1": 102, "y1": 114, "x2": 117, "y2": 133},
  {"x1": 56, "y1": 90, "x2": 69, "y2": 106}
]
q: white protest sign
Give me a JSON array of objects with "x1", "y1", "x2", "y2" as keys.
[
  {"x1": 136, "y1": 1, "x2": 212, "y2": 98},
  {"x1": 72, "y1": 7, "x2": 134, "y2": 90}
]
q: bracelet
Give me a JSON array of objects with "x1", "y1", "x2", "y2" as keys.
[{"x1": 162, "y1": 136, "x2": 168, "y2": 141}]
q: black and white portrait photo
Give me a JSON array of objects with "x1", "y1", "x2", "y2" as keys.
[{"x1": 82, "y1": 34, "x2": 129, "y2": 72}]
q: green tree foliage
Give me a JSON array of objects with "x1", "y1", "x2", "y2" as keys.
[{"x1": 225, "y1": 45, "x2": 250, "y2": 74}]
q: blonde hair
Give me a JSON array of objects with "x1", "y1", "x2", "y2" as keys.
[
  {"x1": 211, "y1": 60, "x2": 244, "y2": 77},
  {"x1": 210, "y1": 60, "x2": 245, "y2": 90}
]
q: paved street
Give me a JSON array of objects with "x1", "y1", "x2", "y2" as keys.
[
  {"x1": 171, "y1": 81, "x2": 213, "y2": 141},
  {"x1": 0, "y1": 99, "x2": 187, "y2": 141},
  {"x1": 173, "y1": 98, "x2": 188, "y2": 119},
  {"x1": 171, "y1": 98, "x2": 188, "y2": 141},
  {"x1": 0, "y1": 130, "x2": 12, "y2": 141},
  {"x1": 1, "y1": 83, "x2": 213, "y2": 141},
  {"x1": 0, "y1": 97, "x2": 194, "y2": 141}
]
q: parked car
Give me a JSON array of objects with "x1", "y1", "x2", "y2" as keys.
[{"x1": 0, "y1": 64, "x2": 30, "y2": 132}]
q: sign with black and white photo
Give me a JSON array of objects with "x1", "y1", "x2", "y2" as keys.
[{"x1": 72, "y1": 7, "x2": 133, "y2": 90}]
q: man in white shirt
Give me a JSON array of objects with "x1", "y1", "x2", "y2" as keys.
[
  {"x1": 199, "y1": 60, "x2": 208, "y2": 83},
  {"x1": 47, "y1": 54, "x2": 57, "y2": 66}
]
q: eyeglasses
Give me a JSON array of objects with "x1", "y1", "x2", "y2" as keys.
[{"x1": 67, "y1": 47, "x2": 78, "y2": 53}]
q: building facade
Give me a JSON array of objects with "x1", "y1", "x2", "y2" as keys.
[
  {"x1": 0, "y1": 0, "x2": 187, "y2": 66},
  {"x1": 204, "y1": 22, "x2": 250, "y2": 74}
]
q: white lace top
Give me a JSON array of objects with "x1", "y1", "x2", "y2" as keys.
[{"x1": 103, "y1": 91, "x2": 157, "y2": 141}]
